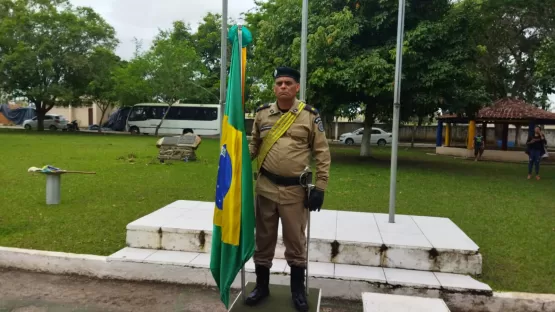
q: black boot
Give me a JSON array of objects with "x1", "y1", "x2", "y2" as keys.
[
  {"x1": 245, "y1": 265, "x2": 270, "y2": 306},
  {"x1": 290, "y1": 266, "x2": 309, "y2": 312}
]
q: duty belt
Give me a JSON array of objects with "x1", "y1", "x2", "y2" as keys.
[{"x1": 260, "y1": 167, "x2": 301, "y2": 186}]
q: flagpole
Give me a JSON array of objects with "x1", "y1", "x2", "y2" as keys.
[
  {"x1": 388, "y1": 0, "x2": 406, "y2": 223},
  {"x1": 300, "y1": 0, "x2": 310, "y2": 296},
  {"x1": 219, "y1": 0, "x2": 228, "y2": 140},
  {"x1": 299, "y1": 0, "x2": 308, "y2": 102},
  {"x1": 237, "y1": 24, "x2": 247, "y2": 304}
]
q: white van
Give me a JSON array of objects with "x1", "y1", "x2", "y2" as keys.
[{"x1": 126, "y1": 103, "x2": 221, "y2": 136}]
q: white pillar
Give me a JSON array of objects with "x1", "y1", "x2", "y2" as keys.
[
  {"x1": 334, "y1": 117, "x2": 339, "y2": 141},
  {"x1": 515, "y1": 124, "x2": 521, "y2": 147}
]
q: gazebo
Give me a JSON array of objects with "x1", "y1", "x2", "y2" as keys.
[{"x1": 435, "y1": 97, "x2": 555, "y2": 162}]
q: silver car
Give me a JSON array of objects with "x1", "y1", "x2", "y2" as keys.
[{"x1": 23, "y1": 114, "x2": 68, "y2": 131}]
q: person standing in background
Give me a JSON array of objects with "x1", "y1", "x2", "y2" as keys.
[
  {"x1": 474, "y1": 133, "x2": 485, "y2": 161},
  {"x1": 526, "y1": 126, "x2": 547, "y2": 180}
]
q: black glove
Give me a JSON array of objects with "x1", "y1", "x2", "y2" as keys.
[{"x1": 306, "y1": 188, "x2": 324, "y2": 212}]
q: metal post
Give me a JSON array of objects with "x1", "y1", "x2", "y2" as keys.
[
  {"x1": 300, "y1": 1, "x2": 310, "y2": 293},
  {"x1": 299, "y1": 0, "x2": 309, "y2": 102},
  {"x1": 334, "y1": 116, "x2": 339, "y2": 141},
  {"x1": 237, "y1": 24, "x2": 247, "y2": 304},
  {"x1": 300, "y1": 167, "x2": 313, "y2": 296},
  {"x1": 219, "y1": 0, "x2": 228, "y2": 139},
  {"x1": 241, "y1": 266, "x2": 246, "y2": 303},
  {"x1": 306, "y1": 195, "x2": 311, "y2": 296},
  {"x1": 45, "y1": 174, "x2": 61, "y2": 205},
  {"x1": 388, "y1": 0, "x2": 406, "y2": 223}
]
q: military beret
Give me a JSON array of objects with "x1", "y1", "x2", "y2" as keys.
[{"x1": 273, "y1": 66, "x2": 300, "y2": 82}]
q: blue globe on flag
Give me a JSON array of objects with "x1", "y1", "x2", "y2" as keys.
[{"x1": 215, "y1": 144, "x2": 232, "y2": 210}]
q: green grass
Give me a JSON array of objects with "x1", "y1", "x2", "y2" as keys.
[{"x1": 0, "y1": 129, "x2": 554, "y2": 294}]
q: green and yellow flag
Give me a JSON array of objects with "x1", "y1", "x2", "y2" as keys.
[{"x1": 210, "y1": 25, "x2": 255, "y2": 309}]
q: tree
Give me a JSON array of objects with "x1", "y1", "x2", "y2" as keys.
[
  {"x1": 0, "y1": 90, "x2": 9, "y2": 103},
  {"x1": 400, "y1": 0, "x2": 490, "y2": 127},
  {"x1": 113, "y1": 40, "x2": 156, "y2": 107},
  {"x1": 474, "y1": 0, "x2": 555, "y2": 103},
  {"x1": 147, "y1": 25, "x2": 206, "y2": 104},
  {"x1": 534, "y1": 38, "x2": 555, "y2": 110},
  {"x1": 145, "y1": 21, "x2": 207, "y2": 135},
  {"x1": 86, "y1": 47, "x2": 121, "y2": 132},
  {"x1": 191, "y1": 13, "x2": 229, "y2": 104},
  {"x1": 245, "y1": 0, "x2": 475, "y2": 156},
  {"x1": 0, "y1": 0, "x2": 117, "y2": 130}
]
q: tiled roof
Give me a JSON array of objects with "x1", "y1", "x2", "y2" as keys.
[{"x1": 440, "y1": 97, "x2": 555, "y2": 121}]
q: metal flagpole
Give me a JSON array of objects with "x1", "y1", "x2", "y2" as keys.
[
  {"x1": 299, "y1": 0, "x2": 308, "y2": 102},
  {"x1": 238, "y1": 24, "x2": 247, "y2": 304},
  {"x1": 219, "y1": 0, "x2": 228, "y2": 140},
  {"x1": 300, "y1": 0, "x2": 310, "y2": 296},
  {"x1": 388, "y1": 0, "x2": 406, "y2": 223}
]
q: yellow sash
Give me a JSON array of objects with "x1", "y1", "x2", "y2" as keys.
[{"x1": 256, "y1": 102, "x2": 305, "y2": 171}]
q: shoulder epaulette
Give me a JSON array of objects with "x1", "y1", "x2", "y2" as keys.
[
  {"x1": 256, "y1": 103, "x2": 271, "y2": 112},
  {"x1": 303, "y1": 104, "x2": 319, "y2": 115}
]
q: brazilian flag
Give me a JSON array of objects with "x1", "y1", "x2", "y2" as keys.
[{"x1": 210, "y1": 25, "x2": 255, "y2": 309}]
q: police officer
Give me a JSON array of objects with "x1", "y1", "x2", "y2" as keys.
[{"x1": 247, "y1": 66, "x2": 331, "y2": 311}]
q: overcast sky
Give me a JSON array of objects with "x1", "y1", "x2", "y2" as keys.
[{"x1": 69, "y1": 0, "x2": 257, "y2": 60}]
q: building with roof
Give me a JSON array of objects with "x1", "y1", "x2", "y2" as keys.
[{"x1": 435, "y1": 96, "x2": 555, "y2": 162}]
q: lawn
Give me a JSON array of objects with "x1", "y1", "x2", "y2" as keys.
[{"x1": 0, "y1": 129, "x2": 553, "y2": 294}]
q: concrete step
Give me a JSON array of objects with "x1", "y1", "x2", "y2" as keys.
[
  {"x1": 362, "y1": 293, "x2": 450, "y2": 312},
  {"x1": 125, "y1": 200, "x2": 482, "y2": 274},
  {"x1": 106, "y1": 247, "x2": 492, "y2": 300}
]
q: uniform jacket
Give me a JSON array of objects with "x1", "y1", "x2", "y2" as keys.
[{"x1": 249, "y1": 98, "x2": 331, "y2": 204}]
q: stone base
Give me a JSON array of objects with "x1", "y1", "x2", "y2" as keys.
[
  {"x1": 229, "y1": 282, "x2": 322, "y2": 312},
  {"x1": 3, "y1": 247, "x2": 553, "y2": 312},
  {"x1": 126, "y1": 200, "x2": 482, "y2": 275},
  {"x1": 362, "y1": 292, "x2": 450, "y2": 312},
  {"x1": 104, "y1": 247, "x2": 492, "y2": 299}
]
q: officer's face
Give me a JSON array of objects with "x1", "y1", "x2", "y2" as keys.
[{"x1": 274, "y1": 77, "x2": 299, "y2": 100}]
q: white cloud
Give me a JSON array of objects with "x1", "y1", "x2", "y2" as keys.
[{"x1": 69, "y1": 0, "x2": 257, "y2": 59}]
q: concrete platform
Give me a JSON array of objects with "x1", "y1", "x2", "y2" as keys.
[
  {"x1": 106, "y1": 247, "x2": 492, "y2": 297},
  {"x1": 229, "y1": 282, "x2": 321, "y2": 312},
  {"x1": 5, "y1": 247, "x2": 555, "y2": 312},
  {"x1": 436, "y1": 146, "x2": 533, "y2": 162},
  {"x1": 125, "y1": 200, "x2": 482, "y2": 274},
  {"x1": 362, "y1": 293, "x2": 450, "y2": 312}
]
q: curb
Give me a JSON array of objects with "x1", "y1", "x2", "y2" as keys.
[{"x1": 0, "y1": 246, "x2": 553, "y2": 312}]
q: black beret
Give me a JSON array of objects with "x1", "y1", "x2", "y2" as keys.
[{"x1": 273, "y1": 66, "x2": 300, "y2": 82}]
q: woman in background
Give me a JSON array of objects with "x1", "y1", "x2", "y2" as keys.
[{"x1": 526, "y1": 126, "x2": 547, "y2": 180}]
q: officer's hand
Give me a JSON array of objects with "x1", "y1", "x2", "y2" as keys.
[{"x1": 307, "y1": 188, "x2": 324, "y2": 212}]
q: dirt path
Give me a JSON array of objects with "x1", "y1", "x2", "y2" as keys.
[{"x1": 0, "y1": 268, "x2": 362, "y2": 312}]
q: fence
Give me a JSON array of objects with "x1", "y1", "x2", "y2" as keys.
[{"x1": 244, "y1": 119, "x2": 555, "y2": 146}]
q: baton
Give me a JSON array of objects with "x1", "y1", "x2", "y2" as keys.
[{"x1": 300, "y1": 166, "x2": 314, "y2": 296}]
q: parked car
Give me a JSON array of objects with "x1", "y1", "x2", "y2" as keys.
[
  {"x1": 339, "y1": 127, "x2": 392, "y2": 146},
  {"x1": 23, "y1": 114, "x2": 68, "y2": 131}
]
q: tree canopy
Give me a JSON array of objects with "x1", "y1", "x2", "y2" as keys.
[
  {"x1": 0, "y1": 0, "x2": 553, "y2": 139},
  {"x1": 0, "y1": 0, "x2": 117, "y2": 130}
]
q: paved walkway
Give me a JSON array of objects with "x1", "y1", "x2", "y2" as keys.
[{"x1": 0, "y1": 268, "x2": 361, "y2": 312}]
